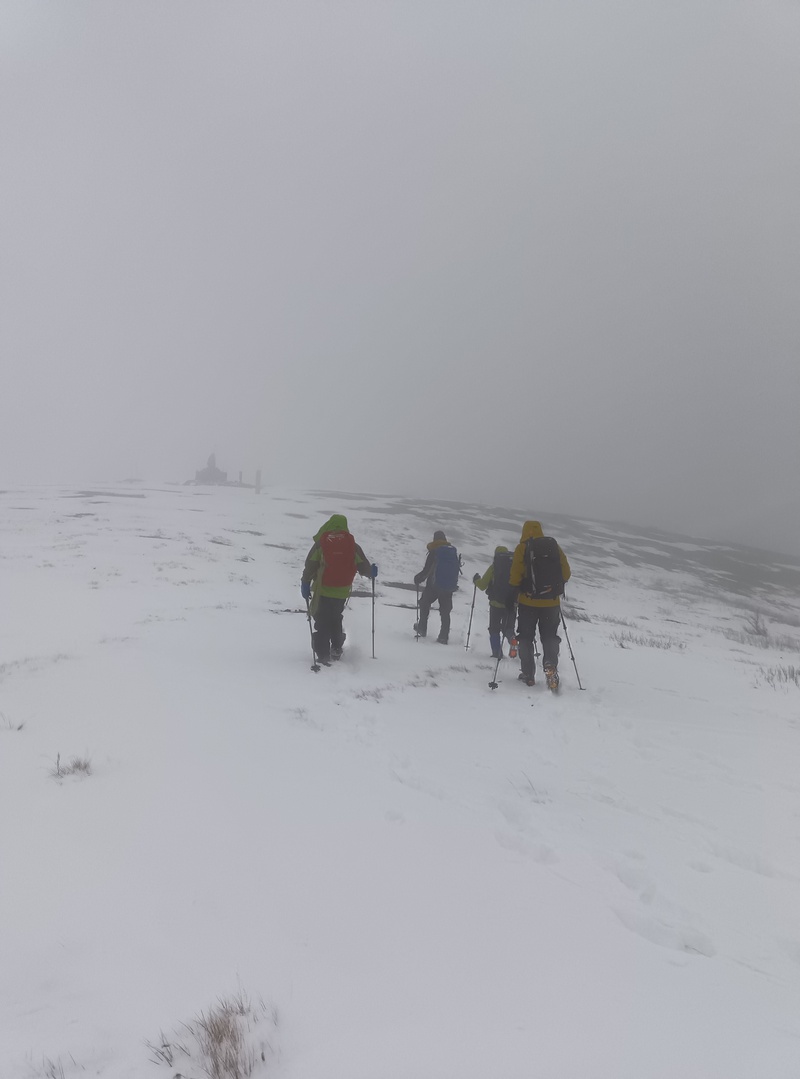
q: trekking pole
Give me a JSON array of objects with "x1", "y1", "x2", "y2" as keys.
[
  {"x1": 488, "y1": 635, "x2": 506, "y2": 690},
  {"x1": 559, "y1": 608, "x2": 585, "y2": 690},
  {"x1": 415, "y1": 586, "x2": 420, "y2": 641},
  {"x1": 371, "y1": 575, "x2": 376, "y2": 659},
  {"x1": 465, "y1": 583, "x2": 477, "y2": 651},
  {"x1": 305, "y1": 598, "x2": 321, "y2": 672}
]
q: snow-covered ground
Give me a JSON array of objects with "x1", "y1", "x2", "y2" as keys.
[{"x1": 2, "y1": 484, "x2": 799, "y2": 1079}]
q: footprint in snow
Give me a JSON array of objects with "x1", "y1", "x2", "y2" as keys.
[
  {"x1": 688, "y1": 859, "x2": 713, "y2": 873},
  {"x1": 612, "y1": 858, "x2": 657, "y2": 905},
  {"x1": 494, "y1": 829, "x2": 559, "y2": 864},
  {"x1": 708, "y1": 843, "x2": 794, "y2": 880},
  {"x1": 614, "y1": 907, "x2": 715, "y2": 958}
]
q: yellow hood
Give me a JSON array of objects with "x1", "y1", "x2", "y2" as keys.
[{"x1": 520, "y1": 521, "x2": 544, "y2": 542}]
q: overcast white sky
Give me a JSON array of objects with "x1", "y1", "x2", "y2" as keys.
[{"x1": 2, "y1": 1, "x2": 799, "y2": 554}]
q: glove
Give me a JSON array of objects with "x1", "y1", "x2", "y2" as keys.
[
  {"x1": 370, "y1": 563, "x2": 378, "y2": 579},
  {"x1": 472, "y1": 573, "x2": 480, "y2": 584},
  {"x1": 301, "y1": 581, "x2": 311, "y2": 600},
  {"x1": 413, "y1": 574, "x2": 423, "y2": 587}
]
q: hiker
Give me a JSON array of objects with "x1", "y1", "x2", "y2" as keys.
[
  {"x1": 301, "y1": 514, "x2": 376, "y2": 663},
  {"x1": 473, "y1": 546, "x2": 516, "y2": 658},
  {"x1": 507, "y1": 520, "x2": 571, "y2": 689},
  {"x1": 413, "y1": 530, "x2": 461, "y2": 643}
]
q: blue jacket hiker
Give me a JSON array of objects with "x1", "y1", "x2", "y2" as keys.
[
  {"x1": 413, "y1": 530, "x2": 461, "y2": 644},
  {"x1": 301, "y1": 514, "x2": 375, "y2": 663}
]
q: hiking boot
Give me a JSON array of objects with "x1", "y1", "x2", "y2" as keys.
[
  {"x1": 518, "y1": 672, "x2": 535, "y2": 686},
  {"x1": 437, "y1": 634, "x2": 449, "y2": 644},
  {"x1": 414, "y1": 622, "x2": 427, "y2": 638},
  {"x1": 544, "y1": 665, "x2": 559, "y2": 691},
  {"x1": 331, "y1": 633, "x2": 345, "y2": 660}
]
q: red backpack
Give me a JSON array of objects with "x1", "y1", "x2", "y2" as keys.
[{"x1": 319, "y1": 530, "x2": 357, "y2": 588}]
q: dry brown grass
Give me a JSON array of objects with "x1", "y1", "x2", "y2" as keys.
[
  {"x1": 50, "y1": 754, "x2": 92, "y2": 780},
  {"x1": 148, "y1": 989, "x2": 278, "y2": 1078}
]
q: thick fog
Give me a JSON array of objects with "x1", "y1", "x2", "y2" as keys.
[{"x1": 2, "y1": 1, "x2": 799, "y2": 554}]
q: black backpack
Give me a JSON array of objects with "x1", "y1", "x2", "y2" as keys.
[
  {"x1": 487, "y1": 550, "x2": 513, "y2": 605},
  {"x1": 524, "y1": 536, "x2": 564, "y2": 598}
]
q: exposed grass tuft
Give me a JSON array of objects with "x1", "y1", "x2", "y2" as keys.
[
  {"x1": 353, "y1": 687, "x2": 384, "y2": 702},
  {"x1": 610, "y1": 631, "x2": 685, "y2": 651},
  {"x1": 722, "y1": 627, "x2": 800, "y2": 652},
  {"x1": 31, "y1": 1055, "x2": 84, "y2": 1079},
  {"x1": 0, "y1": 711, "x2": 24, "y2": 731},
  {"x1": 406, "y1": 675, "x2": 438, "y2": 688},
  {"x1": 561, "y1": 604, "x2": 591, "y2": 622},
  {"x1": 744, "y1": 610, "x2": 768, "y2": 637},
  {"x1": 50, "y1": 754, "x2": 92, "y2": 780},
  {"x1": 149, "y1": 989, "x2": 278, "y2": 1078},
  {"x1": 597, "y1": 614, "x2": 637, "y2": 628},
  {"x1": 759, "y1": 664, "x2": 800, "y2": 689}
]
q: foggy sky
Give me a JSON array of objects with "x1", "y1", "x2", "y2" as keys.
[{"x1": 2, "y1": 1, "x2": 799, "y2": 554}]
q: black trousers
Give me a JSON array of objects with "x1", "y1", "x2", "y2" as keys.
[
  {"x1": 516, "y1": 605, "x2": 561, "y2": 679},
  {"x1": 312, "y1": 596, "x2": 347, "y2": 660},
  {"x1": 488, "y1": 605, "x2": 516, "y2": 639},
  {"x1": 418, "y1": 584, "x2": 453, "y2": 640}
]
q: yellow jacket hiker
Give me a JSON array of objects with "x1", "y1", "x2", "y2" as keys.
[{"x1": 508, "y1": 520, "x2": 571, "y2": 688}]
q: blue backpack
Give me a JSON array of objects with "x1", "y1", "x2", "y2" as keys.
[{"x1": 433, "y1": 544, "x2": 461, "y2": 592}]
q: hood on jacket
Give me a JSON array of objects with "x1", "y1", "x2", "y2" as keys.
[
  {"x1": 427, "y1": 530, "x2": 449, "y2": 551},
  {"x1": 494, "y1": 545, "x2": 509, "y2": 554},
  {"x1": 314, "y1": 514, "x2": 349, "y2": 541},
  {"x1": 520, "y1": 521, "x2": 544, "y2": 541}
]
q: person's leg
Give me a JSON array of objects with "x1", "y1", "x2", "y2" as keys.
[
  {"x1": 329, "y1": 597, "x2": 347, "y2": 656},
  {"x1": 416, "y1": 584, "x2": 434, "y2": 635},
  {"x1": 313, "y1": 597, "x2": 334, "y2": 661},
  {"x1": 501, "y1": 606, "x2": 517, "y2": 643},
  {"x1": 437, "y1": 589, "x2": 453, "y2": 642},
  {"x1": 539, "y1": 606, "x2": 562, "y2": 670},
  {"x1": 516, "y1": 605, "x2": 537, "y2": 683},
  {"x1": 488, "y1": 606, "x2": 503, "y2": 657}
]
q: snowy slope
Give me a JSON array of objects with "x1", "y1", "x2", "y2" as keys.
[{"x1": 1, "y1": 484, "x2": 799, "y2": 1079}]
